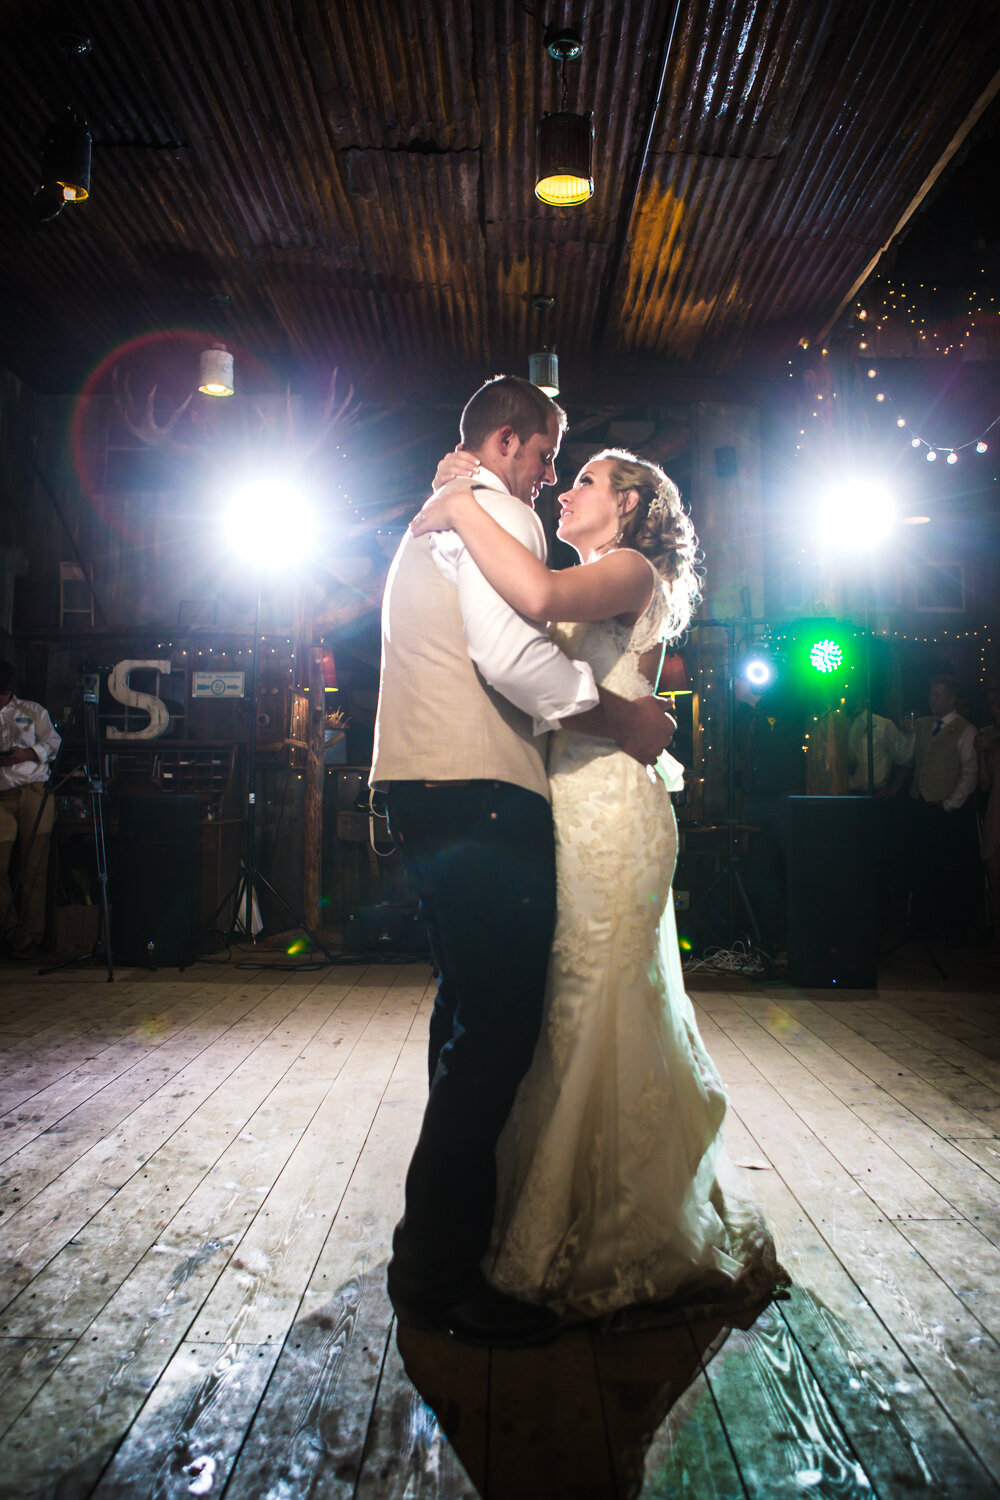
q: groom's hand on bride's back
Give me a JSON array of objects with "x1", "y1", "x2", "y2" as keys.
[
  {"x1": 588, "y1": 689, "x2": 675, "y2": 765},
  {"x1": 617, "y1": 694, "x2": 676, "y2": 765}
]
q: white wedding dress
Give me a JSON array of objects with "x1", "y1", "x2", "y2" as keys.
[{"x1": 485, "y1": 563, "x2": 782, "y2": 1319}]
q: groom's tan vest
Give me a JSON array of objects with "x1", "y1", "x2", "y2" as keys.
[
  {"x1": 370, "y1": 528, "x2": 550, "y2": 800},
  {"x1": 910, "y1": 713, "x2": 972, "y2": 803}
]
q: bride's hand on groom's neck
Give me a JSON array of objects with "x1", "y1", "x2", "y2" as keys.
[{"x1": 432, "y1": 447, "x2": 480, "y2": 491}]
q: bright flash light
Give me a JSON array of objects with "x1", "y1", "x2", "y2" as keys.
[
  {"x1": 743, "y1": 656, "x2": 774, "y2": 689},
  {"x1": 817, "y1": 477, "x2": 896, "y2": 551},
  {"x1": 222, "y1": 478, "x2": 319, "y2": 569}
]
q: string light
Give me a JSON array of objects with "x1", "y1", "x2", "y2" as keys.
[{"x1": 855, "y1": 366, "x2": 998, "y2": 462}]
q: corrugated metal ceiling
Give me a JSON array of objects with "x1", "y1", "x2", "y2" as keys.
[{"x1": 0, "y1": 0, "x2": 996, "y2": 399}]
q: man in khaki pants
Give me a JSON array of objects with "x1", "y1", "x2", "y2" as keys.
[{"x1": 0, "y1": 661, "x2": 61, "y2": 957}]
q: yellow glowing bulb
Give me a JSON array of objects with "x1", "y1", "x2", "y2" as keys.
[{"x1": 534, "y1": 173, "x2": 593, "y2": 207}]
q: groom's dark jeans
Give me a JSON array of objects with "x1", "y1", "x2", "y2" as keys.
[{"x1": 385, "y1": 779, "x2": 556, "y2": 1311}]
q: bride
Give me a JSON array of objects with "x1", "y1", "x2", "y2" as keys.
[{"x1": 411, "y1": 447, "x2": 782, "y2": 1320}]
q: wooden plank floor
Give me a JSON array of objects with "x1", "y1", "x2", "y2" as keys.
[{"x1": 0, "y1": 947, "x2": 998, "y2": 1499}]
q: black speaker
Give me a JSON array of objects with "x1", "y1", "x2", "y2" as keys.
[
  {"x1": 787, "y1": 796, "x2": 878, "y2": 988},
  {"x1": 343, "y1": 902, "x2": 429, "y2": 957},
  {"x1": 113, "y1": 794, "x2": 200, "y2": 967}
]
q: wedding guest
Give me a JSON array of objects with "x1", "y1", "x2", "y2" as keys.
[
  {"x1": 845, "y1": 692, "x2": 898, "y2": 792},
  {"x1": 977, "y1": 699, "x2": 1000, "y2": 943},
  {"x1": 895, "y1": 674, "x2": 978, "y2": 942},
  {"x1": 0, "y1": 661, "x2": 61, "y2": 958}
]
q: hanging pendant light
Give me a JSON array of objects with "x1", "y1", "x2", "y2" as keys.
[
  {"x1": 33, "y1": 38, "x2": 95, "y2": 221},
  {"x1": 199, "y1": 344, "x2": 235, "y2": 397},
  {"x1": 528, "y1": 349, "x2": 560, "y2": 397},
  {"x1": 43, "y1": 108, "x2": 91, "y2": 201},
  {"x1": 528, "y1": 296, "x2": 560, "y2": 396},
  {"x1": 535, "y1": 112, "x2": 594, "y2": 207},
  {"x1": 535, "y1": 29, "x2": 593, "y2": 207}
]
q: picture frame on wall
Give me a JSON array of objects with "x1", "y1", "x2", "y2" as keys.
[{"x1": 914, "y1": 561, "x2": 964, "y2": 612}]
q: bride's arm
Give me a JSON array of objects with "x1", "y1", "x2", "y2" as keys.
[{"x1": 411, "y1": 488, "x2": 653, "y2": 622}]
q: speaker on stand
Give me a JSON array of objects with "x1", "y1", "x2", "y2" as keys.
[
  {"x1": 113, "y1": 794, "x2": 200, "y2": 967},
  {"x1": 787, "y1": 795, "x2": 878, "y2": 989}
]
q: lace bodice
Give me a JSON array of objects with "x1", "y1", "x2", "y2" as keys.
[{"x1": 550, "y1": 554, "x2": 669, "y2": 704}]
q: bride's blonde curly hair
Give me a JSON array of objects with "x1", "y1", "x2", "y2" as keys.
[{"x1": 591, "y1": 448, "x2": 702, "y2": 641}]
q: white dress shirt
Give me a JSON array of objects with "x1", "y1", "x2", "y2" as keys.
[
  {"x1": 894, "y1": 710, "x2": 977, "y2": 811},
  {"x1": 847, "y1": 711, "x2": 898, "y2": 790},
  {"x1": 0, "y1": 696, "x2": 61, "y2": 790},
  {"x1": 428, "y1": 467, "x2": 598, "y2": 733}
]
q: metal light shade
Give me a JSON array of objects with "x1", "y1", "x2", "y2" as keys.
[
  {"x1": 656, "y1": 652, "x2": 691, "y2": 695},
  {"x1": 535, "y1": 112, "x2": 594, "y2": 206},
  {"x1": 528, "y1": 349, "x2": 559, "y2": 397},
  {"x1": 199, "y1": 345, "x2": 234, "y2": 397},
  {"x1": 43, "y1": 110, "x2": 91, "y2": 202}
]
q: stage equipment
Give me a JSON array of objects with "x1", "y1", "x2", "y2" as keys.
[
  {"x1": 817, "y1": 476, "x2": 896, "y2": 550},
  {"x1": 222, "y1": 477, "x2": 318, "y2": 569},
  {"x1": 685, "y1": 619, "x2": 768, "y2": 955},
  {"x1": 808, "y1": 637, "x2": 844, "y2": 674},
  {"x1": 787, "y1": 796, "x2": 877, "y2": 988},
  {"x1": 741, "y1": 653, "x2": 774, "y2": 690},
  {"x1": 535, "y1": 30, "x2": 593, "y2": 206},
  {"x1": 198, "y1": 344, "x2": 234, "y2": 397},
  {"x1": 815, "y1": 474, "x2": 899, "y2": 795},
  {"x1": 343, "y1": 902, "x2": 429, "y2": 958},
  {"x1": 209, "y1": 490, "x2": 332, "y2": 960},
  {"x1": 114, "y1": 795, "x2": 199, "y2": 967}
]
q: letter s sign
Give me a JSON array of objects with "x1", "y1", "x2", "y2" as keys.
[{"x1": 105, "y1": 660, "x2": 172, "y2": 740}]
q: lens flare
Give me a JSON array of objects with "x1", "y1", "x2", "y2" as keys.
[
  {"x1": 817, "y1": 477, "x2": 896, "y2": 550},
  {"x1": 222, "y1": 478, "x2": 319, "y2": 569}
]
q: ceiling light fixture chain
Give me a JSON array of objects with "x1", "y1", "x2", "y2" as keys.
[
  {"x1": 535, "y1": 28, "x2": 593, "y2": 208},
  {"x1": 33, "y1": 34, "x2": 94, "y2": 221}
]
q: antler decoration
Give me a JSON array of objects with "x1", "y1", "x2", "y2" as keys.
[
  {"x1": 113, "y1": 365, "x2": 359, "y2": 464},
  {"x1": 112, "y1": 367, "x2": 198, "y2": 454}
]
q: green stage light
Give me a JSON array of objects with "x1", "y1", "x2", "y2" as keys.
[{"x1": 808, "y1": 637, "x2": 844, "y2": 674}]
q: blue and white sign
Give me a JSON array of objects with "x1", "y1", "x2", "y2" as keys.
[{"x1": 192, "y1": 671, "x2": 245, "y2": 699}]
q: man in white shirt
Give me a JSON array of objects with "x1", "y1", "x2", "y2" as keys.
[
  {"x1": 371, "y1": 376, "x2": 672, "y2": 1345},
  {"x1": 846, "y1": 694, "x2": 898, "y2": 792},
  {"x1": 894, "y1": 674, "x2": 978, "y2": 940},
  {"x1": 0, "y1": 661, "x2": 61, "y2": 957}
]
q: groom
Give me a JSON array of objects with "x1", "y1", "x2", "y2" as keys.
[{"x1": 371, "y1": 375, "x2": 672, "y2": 1345}]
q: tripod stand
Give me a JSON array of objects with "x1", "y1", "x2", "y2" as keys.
[
  {"x1": 684, "y1": 619, "x2": 768, "y2": 958},
  {"x1": 209, "y1": 585, "x2": 334, "y2": 962},
  {"x1": 26, "y1": 677, "x2": 113, "y2": 980}
]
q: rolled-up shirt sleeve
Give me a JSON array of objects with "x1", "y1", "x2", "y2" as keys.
[
  {"x1": 30, "y1": 705, "x2": 61, "y2": 764},
  {"x1": 429, "y1": 490, "x2": 598, "y2": 732}
]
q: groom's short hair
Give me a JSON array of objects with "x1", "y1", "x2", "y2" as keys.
[{"x1": 460, "y1": 375, "x2": 567, "y2": 451}]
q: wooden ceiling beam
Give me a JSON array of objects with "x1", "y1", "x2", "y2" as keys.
[{"x1": 813, "y1": 66, "x2": 1000, "y2": 346}]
